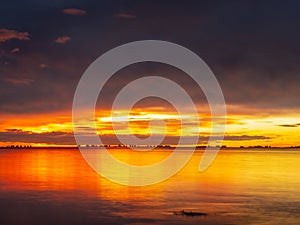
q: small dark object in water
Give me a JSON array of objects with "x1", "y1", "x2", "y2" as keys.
[{"x1": 173, "y1": 210, "x2": 208, "y2": 217}]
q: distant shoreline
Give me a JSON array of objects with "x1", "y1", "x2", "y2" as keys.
[{"x1": 0, "y1": 146, "x2": 300, "y2": 151}]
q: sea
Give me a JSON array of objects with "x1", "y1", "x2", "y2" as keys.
[{"x1": 0, "y1": 148, "x2": 299, "y2": 225}]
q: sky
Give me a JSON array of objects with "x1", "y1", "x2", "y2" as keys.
[{"x1": 0, "y1": 0, "x2": 299, "y2": 147}]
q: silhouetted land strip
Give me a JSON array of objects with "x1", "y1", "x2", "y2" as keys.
[
  {"x1": 0, "y1": 146, "x2": 300, "y2": 150},
  {"x1": 173, "y1": 210, "x2": 208, "y2": 217}
]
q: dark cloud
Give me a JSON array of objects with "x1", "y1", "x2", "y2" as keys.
[
  {"x1": 63, "y1": 8, "x2": 86, "y2": 16},
  {"x1": 223, "y1": 135, "x2": 270, "y2": 141},
  {"x1": 5, "y1": 129, "x2": 22, "y2": 132},
  {"x1": 0, "y1": 0, "x2": 299, "y2": 115},
  {"x1": 0, "y1": 61, "x2": 79, "y2": 113},
  {"x1": 277, "y1": 124, "x2": 300, "y2": 128},
  {"x1": 0, "y1": 129, "x2": 270, "y2": 146},
  {"x1": 0, "y1": 130, "x2": 75, "y2": 145}
]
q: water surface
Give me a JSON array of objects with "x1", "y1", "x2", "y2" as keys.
[{"x1": 0, "y1": 148, "x2": 299, "y2": 225}]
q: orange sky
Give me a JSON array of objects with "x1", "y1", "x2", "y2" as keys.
[{"x1": 1, "y1": 104, "x2": 299, "y2": 147}]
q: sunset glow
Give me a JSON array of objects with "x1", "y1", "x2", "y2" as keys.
[
  {"x1": 0, "y1": 1, "x2": 299, "y2": 149},
  {"x1": 1, "y1": 105, "x2": 299, "y2": 147},
  {"x1": 1, "y1": 1, "x2": 300, "y2": 225}
]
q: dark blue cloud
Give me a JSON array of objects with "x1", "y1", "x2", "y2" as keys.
[{"x1": 0, "y1": 0, "x2": 299, "y2": 114}]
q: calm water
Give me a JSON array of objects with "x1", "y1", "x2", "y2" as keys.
[{"x1": 0, "y1": 148, "x2": 300, "y2": 225}]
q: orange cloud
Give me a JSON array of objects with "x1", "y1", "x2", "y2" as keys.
[
  {"x1": 4, "y1": 77, "x2": 34, "y2": 85},
  {"x1": 55, "y1": 36, "x2": 71, "y2": 44},
  {"x1": 39, "y1": 63, "x2": 48, "y2": 68},
  {"x1": 10, "y1": 48, "x2": 20, "y2": 53},
  {"x1": 63, "y1": 8, "x2": 86, "y2": 16},
  {"x1": 0, "y1": 28, "x2": 30, "y2": 42},
  {"x1": 114, "y1": 13, "x2": 136, "y2": 19}
]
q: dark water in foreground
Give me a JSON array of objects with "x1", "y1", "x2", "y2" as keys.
[{"x1": 0, "y1": 148, "x2": 300, "y2": 225}]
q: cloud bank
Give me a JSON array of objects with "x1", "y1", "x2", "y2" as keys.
[
  {"x1": 0, "y1": 130, "x2": 270, "y2": 146},
  {"x1": 0, "y1": 28, "x2": 30, "y2": 42}
]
